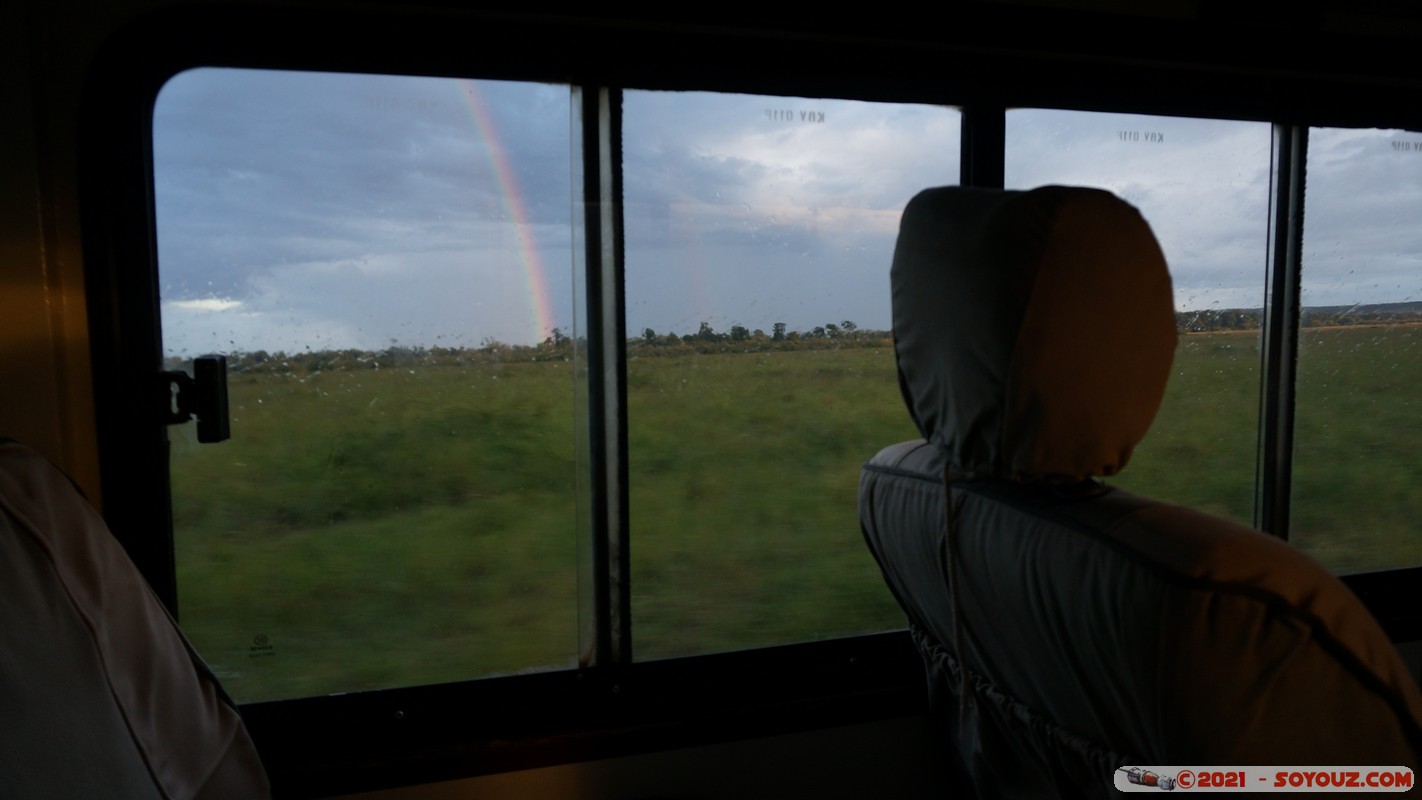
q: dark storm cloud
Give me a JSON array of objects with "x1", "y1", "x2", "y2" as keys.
[
  {"x1": 1007, "y1": 109, "x2": 1274, "y2": 311},
  {"x1": 1007, "y1": 111, "x2": 1422, "y2": 312},
  {"x1": 155, "y1": 69, "x2": 571, "y2": 270},
  {"x1": 622, "y1": 90, "x2": 961, "y2": 337},
  {"x1": 153, "y1": 69, "x2": 1421, "y2": 355},
  {"x1": 1302, "y1": 128, "x2": 1422, "y2": 306},
  {"x1": 154, "y1": 68, "x2": 574, "y2": 352}
]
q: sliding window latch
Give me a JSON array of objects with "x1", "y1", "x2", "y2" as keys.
[{"x1": 161, "y1": 354, "x2": 230, "y2": 443}]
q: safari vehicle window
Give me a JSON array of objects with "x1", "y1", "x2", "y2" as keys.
[
  {"x1": 1005, "y1": 108, "x2": 1272, "y2": 526},
  {"x1": 1293, "y1": 127, "x2": 1422, "y2": 574},
  {"x1": 151, "y1": 69, "x2": 1418, "y2": 706},
  {"x1": 154, "y1": 68, "x2": 581, "y2": 701},
  {"x1": 621, "y1": 91, "x2": 956, "y2": 659}
]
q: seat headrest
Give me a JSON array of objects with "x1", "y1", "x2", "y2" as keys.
[{"x1": 891, "y1": 185, "x2": 1176, "y2": 481}]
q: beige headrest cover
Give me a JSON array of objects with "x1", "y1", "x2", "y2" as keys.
[{"x1": 891, "y1": 185, "x2": 1176, "y2": 480}]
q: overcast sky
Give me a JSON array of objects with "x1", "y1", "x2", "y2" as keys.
[{"x1": 153, "y1": 68, "x2": 1422, "y2": 355}]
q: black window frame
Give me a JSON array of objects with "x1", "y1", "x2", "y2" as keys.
[{"x1": 78, "y1": 6, "x2": 1422, "y2": 796}]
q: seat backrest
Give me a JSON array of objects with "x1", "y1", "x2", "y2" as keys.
[
  {"x1": 859, "y1": 186, "x2": 1422, "y2": 798},
  {"x1": 0, "y1": 440, "x2": 270, "y2": 799}
]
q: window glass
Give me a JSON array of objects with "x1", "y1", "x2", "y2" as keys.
[
  {"x1": 1006, "y1": 109, "x2": 1272, "y2": 524},
  {"x1": 623, "y1": 91, "x2": 957, "y2": 659},
  {"x1": 1294, "y1": 127, "x2": 1422, "y2": 573},
  {"x1": 154, "y1": 68, "x2": 579, "y2": 701}
]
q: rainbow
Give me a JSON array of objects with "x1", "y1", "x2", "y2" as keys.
[{"x1": 458, "y1": 79, "x2": 558, "y2": 345}]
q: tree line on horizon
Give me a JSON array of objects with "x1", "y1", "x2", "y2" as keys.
[
  {"x1": 170, "y1": 302, "x2": 1422, "y2": 375},
  {"x1": 168, "y1": 320, "x2": 894, "y2": 374},
  {"x1": 1178, "y1": 302, "x2": 1422, "y2": 333}
]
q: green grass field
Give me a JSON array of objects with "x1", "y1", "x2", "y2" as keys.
[
  {"x1": 626, "y1": 346, "x2": 916, "y2": 661},
  {"x1": 170, "y1": 359, "x2": 581, "y2": 699},
  {"x1": 1290, "y1": 325, "x2": 1422, "y2": 573},
  {"x1": 171, "y1": 327, "x2": 1422, "y2": 701}
]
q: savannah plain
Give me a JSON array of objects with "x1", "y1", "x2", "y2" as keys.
[{"x1": 168, "y1": 323, "x2": 1422, "y2": 701}]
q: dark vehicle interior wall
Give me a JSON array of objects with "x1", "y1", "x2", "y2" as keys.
[{"x1": 6, "y1": 1, "x2": 1422, "y2": 798}]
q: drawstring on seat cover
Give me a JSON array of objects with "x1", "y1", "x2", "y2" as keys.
[{"x1": 943, "y1": 461, "x2": 971, "y2": 740}]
